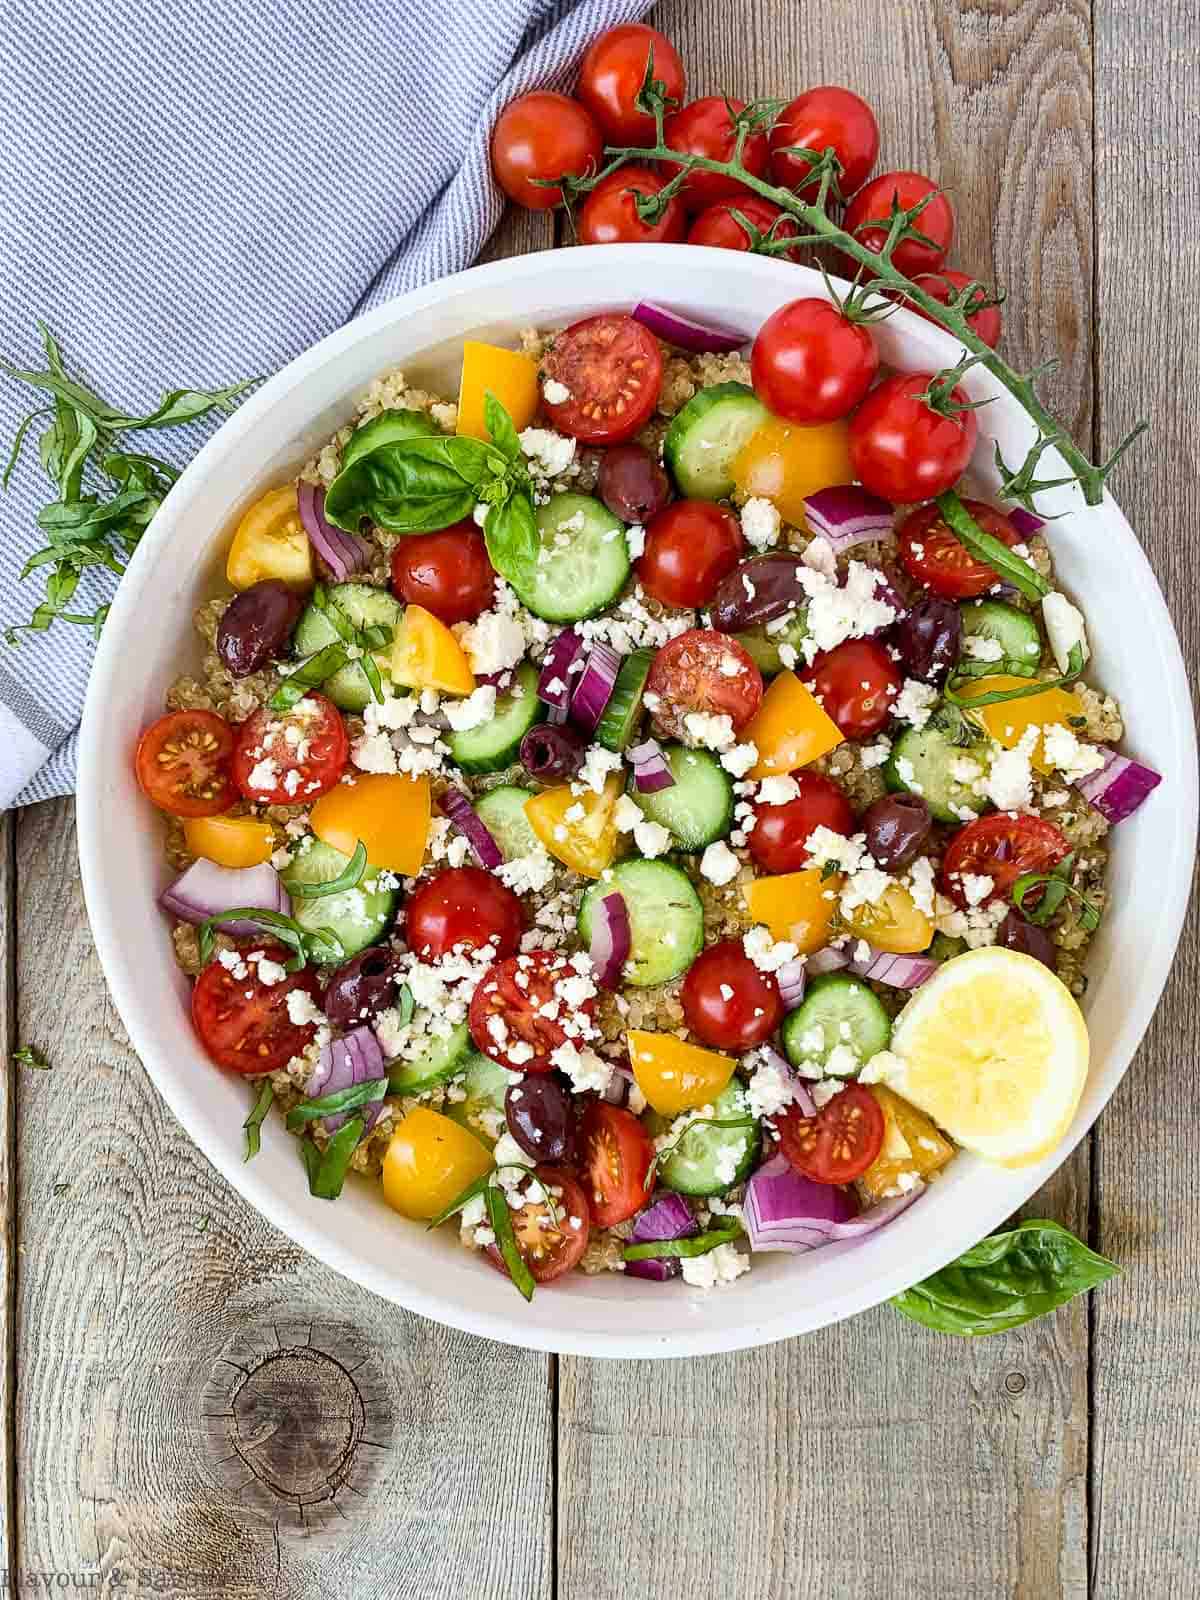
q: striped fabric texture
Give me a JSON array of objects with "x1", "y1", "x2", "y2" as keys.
[{"x1": 0, "y1": 0, "x2": 652, "y2": 808}]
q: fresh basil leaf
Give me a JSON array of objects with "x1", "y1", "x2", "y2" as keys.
[
  {"x1": 306, "y1": 1116, "x2": 365, "y2": 1200},
  {"x1": 483, "y1": 391, "x2": 522, "y2": 461},
  {"x1": 323, "y1": 434, "x2": 500, "y2": 533},
  {"x1": 946, "y1": 642, "x2": 1085, "y2": 710},
  {"x1": 486, "y1": 1184, "x2": 536, "y2": 1302},
  {"x1": 935, "y1": 489, "x2": 1049, "y2": 602},
  {"x1": 622, "y1": 1224, "x2": 743, "y2": 1261},
  {"x1": 891, "y1": 1219, "x2": 1118, "y2": 1336},
  {"x1": 285, "y1": 1077, "x2": 387, "y2": 1131},
  {"x1": 243, "y1": 1080, "x2": 274, "y2": 1162},
  {"x1": 38, "y1": 488, "x2": 149, "y2": 535},
  {"x1": 269, "y1": 642, "x2": 351, "y2": 710},
  {"x1": 39, "y1": 406, "x2": 98, "y2": 500},
  {"x1": 106, "y1": 377, "x2": 260, "y2": 430},
  {"x1": 484, "y1": 490, "x2": 539, "y2": 590}
]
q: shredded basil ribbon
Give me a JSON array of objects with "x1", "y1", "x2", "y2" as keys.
[
  {"x1": 299, "y1": 1116, "x2": 365, "y2": 1201},
  {"x1": 935, "y1": 487, "x2": 1049, "y2": 603},
  {"x1": 287, "y1": 839, "x2": 369, "y2": 900},
  {"x1": 196, "y1": 907, "x2": 344, "y2": 971},
  {"x1": 243, "y1": 1079, "x2": 274, "y2": 1163},
  {"x1": 426, "y1": 1170, "x2": 493, "y2": 1231},
  {"x1": 285, "y1": 1077, "x2": 387, "y2": 1131},
  {"x1": 623, "y1": 1222, "x2": 743, "y2": 1262},
  {"x1": 946, "y1": 642, "x2": 1085, "y2": 709},
  {"x1": 270, "y1": 588, "x2": 392, "y2": 712},
  {"x1": 647, "y1": 1115, "x2": 757, "y2": 1188},
  {"x1": 1012, "y1": 851, "x2": 1101, "y2": 932},
  {"x1": 486, "y1": 1184, "x2": 536, "y2": 1302}
]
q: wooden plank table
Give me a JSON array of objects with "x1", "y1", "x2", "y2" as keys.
[{"x1": 2, "y1": 0, "x2": 1196, "y2": 1593}]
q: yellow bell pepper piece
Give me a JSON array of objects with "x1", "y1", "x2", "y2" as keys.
[
  {"x1": 183, "y1": 813, "x2": 275, "y2": 869},
  {"x1": 839, "y1": 882, "x2": 933, "y2": 954},
  {"x1": 957, "y1": 676, "x2": 1080, "y2": 774},
  {"x1": 383, "y1": 1108, "x2": 494, "y2": 1220},
  {"x1": 627, "y1": 1030, "x2": 736, "y2": 1117},
  {"x1": 456, "y1": 341, "x2": 540, "y2": 442},
  {"x1": 390, "y1": 605, "x2": 476, "y2": 695},
  {"x1": 310, "y1": 772, "x2": 431, "y2": 875},
  {"x1": 226, "y1": 485, "x2": 314, "y2": 591},
  {"x1": 731, "y1": 417, "x2": 854, "y2": 526},
  {"x1": 859, "y1": 1085, "x2": 955, "y2": 1202},
  {"x1": 744, "y1": 670, "x2": 843, "y2": 778},
  {"x1": 744, "y1": 868, "x2": 839, "y2": 954},
  {"x1": 525, "y1": 773, "x2": 623, "y2": 879}
]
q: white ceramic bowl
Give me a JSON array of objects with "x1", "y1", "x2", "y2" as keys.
[{"x1": 78, "y1": 245, "x2": 1197, "y2": 1358}]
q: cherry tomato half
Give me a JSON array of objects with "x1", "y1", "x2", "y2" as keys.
[
  {"x1": 491, "y1": 91, "x2": 603, "y2": 210},
  {"x1": 486, "y1": 1166, "x2": 591, "y2": 1284},
  {"x1": 848, "y1": 372, "x2": 979, "y2": 504},
  {"x1": 637, "y1": 500, "x2": 744, "y2": 609},
  {"x1": 681, "y1": 939, "x2": 783, "y2": 1051},
  {"x1": 540, "y1": 313, "x2": 665, "y2": 445},
  {"x1": 576, "y1": 23, "x2": 686, "y2": 144},
  {"x1": 645, "y1": 629, "x2": 764, "y2": 740},
  {"x1": 468, "y1": 950, "x2": 595, "y2": 1073},
  {"x1": 749, "y1": 771, "x2": 854, "y2": 873},
  {"x1": 577, "y1": 166, "x2": 689, "y2": 247},
  {"x1": 389, "y1": 522, "x2": 495, "y2": 626},
  {"x1": 232, "y1": 693, "x2": 347, "y2": 806},
  {"x1": 751, "y1": 298, "x2": 879, "y2": 425},
  {"x1": 907, "y1": 270, "x2": 1003, "y2": 349},
  {"x1": 135, "y1": 709, "x2": 238, "y2": 818},
  {"x1": 769, "y1": 85, "x2": 880, "y2": 197},
  {"x1": 801, "y1": 638, "x2": 902, "y2": 740},
  {"x1": 579, "y1": 1102, "x2": 654, "y2": 1227},
  {"x1": 842, "y1": 171, "x2": 954, "y2": 279},
  {"x1": 897, "y1": 499, "x2": 1021, "y2": 600},
  {"x1": 687, "y1": 195, "x2": 801, "y2": 259},
  {"x1": 940, "y1": 813, "x2": 1070, "y2": 908},
  {"x1": 776, "y1": 1084, "x2": 885, "y2": 1185},
  {"x1": 404, "y1": 866, "x2": 525, "y2": 960},
  {"x1": 191, "y1": 943, "x2": 321, "y2": 1075},
  {"x1": 663, "y1": 96, "x2": 769, "y2": 210}
]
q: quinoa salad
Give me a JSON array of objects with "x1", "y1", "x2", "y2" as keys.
[{"x1": 135, "y1": 303, "x2": 1162, "y2": 1299}]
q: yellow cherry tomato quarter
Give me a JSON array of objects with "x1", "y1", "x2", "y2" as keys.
[
  {"x1": 226, "y1": 485, "x2": 314, "y2": 592},
  {"x1": 524, "y1": 773, "x2": 623, "y2": 879},
  {"x1": 183, "y1": 813, "x2": 275, "y2": 869},
  {"x1": 382, "y1": 1108, "x2": 494, "y2": 1220},
  {"x1": 731, "y1": 416, "x2": 854, "y2": 526},
  {"x1": 456, "y1": 341, "x2": 540, "y2": 442},
  {"x1": 390, "y1": 605, "x2": 476, "y2": 696},
  {"x1": 744, "y1": 868, "x2": 838, "y2": 954},
  {"x1": 310, "y1": 772, "x2": 431, "y2": 875},
  {"x1": 744, "y1": 670, "x2": 843, "y2": 778},
  {"x1": 627, "y1": 1030, "x2": 736, "y2": 1116}
]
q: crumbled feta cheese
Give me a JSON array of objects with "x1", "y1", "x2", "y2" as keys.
[
  {"x1": 906, "y1": 856, "x2": 937, "y2": 916},
  {"x1": 1042, "y1": 722, "x2": 1107, "y2": 784},
  {"x1": 550, "y1": 1040, "x2": 612, "y2": 1095},
  {"x1": 740, "y1": 496, "x2": 782, "y2": 551},
  {"x1": 958, "y1": 872, "x2": 995, "y2": 907},
  {"x1": 700, "y1": 840, "x2": 740, "y2": 886},
  {"x1": 613, "y1": 794, "x2": 644, "y2": 833},
  {"x1": 542, "y1": 378, "x2": 571, "y2": 405},
  {"x1": 680, "y1": 1242, "x2": 749, "y2": 1289},
  {"x1": 823, "y1": 1043, "x2": 861, "y2": 1078},
  {"x1": 803, "y1": 826, "x2": 867, "y2": 874},
  {"x1": 983, "y1": 726, "x2": 1039, "y2": 811},
  {"x1": 496, "y1": 849, "x2": 557, "y2": 896},
  {"x1": 859, "y1": 1049, "x2": 903, "y2": 1085},
  {"x1": 744, "y1": 1054, "x2": 794, "y2": 1118},
  {"x1": 757, "y1": 775, "x2": 800, "y2": 806},
  {"x1": 743, "y1": 924, "x2": 799, "y2": 972},
  {"x1": 683, "y1": 711, "x2": 736, "y2": 751},
  {"x1": 859, "y1": 736, "x2": 893, "y2": 770},
  {"x1": 893, "y1": 678, "x2": 939, "y2": 730},
  {"x1": 625, "y1": 523, "x2": 646, "y2": 560},
  {"x1": 246, "y1": 758, "x2": 278, "y2": 792},
  {"x1": 443, "y1": 684, "x2": 497, "y2": 733},
  {"x1": 633, "y1": 819, "x2": 672, "y2": 859},
  {"x1": 286, "y1": 989, "x2": 325, "y2": 1027},
  {"x1": 1042, "y1": 591, "x2": 1091, "y2": 674},
  {"x1": 720, "y1": 741, "x2": 758, "y2": 778},
  {"x1": 793, "y1": 560, "x2": 897, "y2": 663},
  {"x1": 519, "y1": 427, "x2": 576, "y2": 478},
  {"x1": 217, "y1": 949, "x2": 249, "y2": 980},
  {"x1": 800, "y1": 536, "x2": 838, "y2": 579},
  {"x1": 963, "y1": 635, "x2": 1005, "y2": 662},
  {"x1": 457, "y1": 609, "x2": 527, "y2": 677},
  {"x1": 573, "y1": 743, "x2": 623, "y2": 795}
]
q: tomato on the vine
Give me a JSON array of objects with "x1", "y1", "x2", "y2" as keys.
[
  {"x1": 645, "y1": 629, "x2": 763, "y2": 739},
  {"x1": 577, "y1": 166, "x2": 688, "y2": 246},
  {"x1": 768, "y1": 85, "x2": 880, "y2": 197},
  {"x1": 801, "y1": 639, "x2": 901, "y2": 740},
  {"x1": 681, "y1": 939, "x2": 783, "y2": 1051},
  {"x1": 191, "y1": 944, "x2": 322, "y2": 1076},
  {"x1": 540, "y1": 313, "x2": 664, "y2": 446},
  {"x1": 579, "y1": 1102, "x2": 654, "y2": 1227},
  {"x1": 941, "y1": 814, "x2": 1070, "y2": 907},
  {"x1": 907, "y1": 270, "x2": 1003, "y2": 349},
  {"x1": 576, "y1": 23, "x2": 686, "y2": 144},
  {"x1": 491, "y1": 91, "x2": 603, "y2": 210},
  {"x1": 468, "y1": 950, "x2": 595, "y2": 1073},
  {"x1": 848, "y1": 371, "x2": 979, "y2": 503},
  {"x1": 776, "y1": 1084, "x2": 885, "y2": 1185},
  {"x1": 662, "y1": 96, "x2": 769, "y2": 209},
  {"x1": 486, "y1": 1165, "x2": 591, "y2": 1284},
  {"x1": 897, "y1": 499, "x2": 1021, "y2": 599},
  {"x1": 749, "y1": 772, "x2": 854, "y2": 873},
  {"x1": 636, "y1": 501, "x2": 744, "y2": 608},
  {"x1": 687, "y1": 195, "x2": 801, "y2": 258},
  {"x1": 751, "y1": 297, "x2": 879, "y2": 425},
  {"x1": 404, "y1": 866, "x2": 525, "y2": 960},
  {"x1": 232, "y1": 693, "x2": 347, "y2": 805},
  {"x1": 136, "y1": 709, "x2": 238, "y2": 818},
  {"x1": 390, "y1": 523, "x2": 495, "y2": 625},
  {"x1": 842, "y1": 171, "x2": 954, "y2": 278}
]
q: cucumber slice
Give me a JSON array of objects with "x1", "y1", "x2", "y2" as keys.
[
  {"x1": 474, "y1": 784, "x2": 540, "y2": 860},
  {"x1": 960, "y1": 598, "x2": 1042, "y2": 668},
  {"x1": 629, "y1": 744, "x2": 733, "y2": 850},
  {"x1": 444, "y1": 1051, "x2": 510, "y2": 1145},
  {"x1": 340, "y1": 408, "x2": 439, "y2": 471},
  {"x1": 577, "y1": 859, "x2": 704, "y2": 988},
  {"x1": 387, "y1": 1022, "x2": 473, "y2": 1095},
  {"x1": 279, "y1": 840, "x2": 397, "y2": 959},
  {"x1": 734, "y1": 611, "x2": 809, "y2": 676},
  {"x1": 781, "y1": 974, "x2": 892, "y2": 1072},
  {"x1": 663, "y1": 383, "x2": 768, "y2": 500},
  {"x1": 446, "y1": 661, "x2": 543, "y2": 774},
  {"x1": 657, "y1": 1081, "x2": 761, "y2": 1198},
  {"x1": 509, "y1": 494, "x2": 631, "y2": 623},
  {"x1": 885, "y1": 720, "x2": 988, "y2": 824},
  {"x1": 292, "y1": 582, "x2": 403, "y2": 712},
  {"x1": 596, "y1": 649, "x2": 653, "y2": 751}
]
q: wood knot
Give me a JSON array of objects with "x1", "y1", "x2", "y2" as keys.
[{"x1": 1004, "y1": 1370, "x2": 1027, "y2": 1395}]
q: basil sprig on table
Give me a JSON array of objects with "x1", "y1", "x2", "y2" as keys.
[
  {"x1": 891, "y1": 1219, "x2": 1118, "y2": 1336},
  {"x1": 323, "y1": 390, "x2": 540, "y2": 590}
]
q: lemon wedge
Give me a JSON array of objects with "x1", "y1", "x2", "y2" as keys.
[{"x1": 882, "y1": 948, "x2": 1089, "y2": 1168}]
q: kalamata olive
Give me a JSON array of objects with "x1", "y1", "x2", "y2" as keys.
[
  {"x1": 322, "y1": 946, "x2": 403, "y2": 1028},
  {"x1": 505, "y1": 1075, "x2": 577, "y2": 1164},
  {"x1": 216, "y1": 580, "x2": 305, "y2": 677},
  {"x1": 893, "y1": 595, "x2": 961, "y2": 684},
  {"x1": 710, "y1": 552, "x2": 809, "y2": 633},
  {"x1": 997, "y1": 911, "x2": 1058, "y2": 971},
  {"x1": 861, "y1": 793, "x2": 932, "y2": 871},
  {"x1": 520, "y1": 722, "x2": 586, "y2": 781},
  {"x1": 597, "y1": 444, "x2": 671, "y2": 524}
]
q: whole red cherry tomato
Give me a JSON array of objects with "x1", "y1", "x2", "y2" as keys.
[
  {"x1": 801, "y1": 638, "x2": 902, "y2": 739},
  {"x1": 687, "y1": 195, "x2": 801, "y2": 259},
  {"x1": 749, "y1": 772, "x2": 855, "y2": 873},
  {"x1": 842, "y1": 171, "x2": 954, "y2": 279},
  {"x1": 662, "y1": 97, "x2": 769, "y2": 210},
  {"x1": 404, "y1": 867, "x2": 525, "y2": 960},
  {"x1": 897, "y1": 499, "x2": 1021, "y2": 600},
  {"x1": 848, "y1": 372, "x2": 979, "y2": 503},
  {"x1": 769, "y1": 85, "x2": 880, "y2": 197},
  {"x1": 751, "y1": 298, "x2": 879, "y2": 425},
  {"x1": 577, "y1": 166, "x2": 688, "y2": 246},
  {"x1": 903, "y1": 270, "x2": 1003, "y2": 349},
  {"x1": 681, "y1": 940, "x2": 784, "y2": 1051},
  {"x1": 576, "y1": 23, "x2": 686, "y2": 144},
  {"x1": 637, "y1": 501, "x2": 744, "y2": 608},
  {"x1": 390, "y1": 523, "x2": 495, "y2": 626},
  {"x1": 491, "y1": 92, "x2": 603, "y2": 210}
]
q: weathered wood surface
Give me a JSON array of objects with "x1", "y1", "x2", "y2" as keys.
[{"x1": 0, "y1": 816, "x2": 15, "y2": 1588}]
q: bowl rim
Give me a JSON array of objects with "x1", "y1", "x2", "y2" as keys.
[{"x1": 77, "y1": 244, "x2": 1198, "y2": 1357}]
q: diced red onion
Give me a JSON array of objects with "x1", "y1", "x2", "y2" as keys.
[
  {"x1": 601, "y1": 1064, "x2": 637, "y2": 1107},
  {"x1": 537, "y1": 629, "x2": 584, "y2": 710},
  {"x1": 569, "y1": 642, "x2": 621, "y2": 734},
  {"x1": 1007, "y1": 507, "x2": 1044, "y2": 539},
  {"x1": 745, "y1": 1159, "x2": 925, "y2": 1253},
  {"x1": 160, "y1": 859, "x2": 290, "y2": 936},
  {"x1": 307, "y1": 1025, "x2": 386, "y2": 1135},
  {"x1": 625, "y1": 1191, "x2": 699, "y2": 1281},
  {"x1": 828, "y1": 1183, "x2": 926, "y2": 1238},
  {"x1": 588, "y1": 892, "x2": 631, "y2": 989},
  {"x1": 631, "y1": 300, "x2": 747, "y2": 354},
  {"x1": 803, "y1": 486, "x2": 894, "y2": 554},
  {"x1": 628, "y1": 737, "x2": 676, "y2": 793},
  {"x1": 439, "y1": 787, "x2": 503, "y2": 869},
  {"x1": 846, "y1": 944, "x2": 938, "y2": 989},
  {"x1": 806, "y1": 946, "x2": 850, "y2": 977},
  {"x1": 775, "y1": 958, "x2": 807, "y2": 1010},
  {"x1": 1074, "y1": 749, "x2": 1163, "y2": 823},
  {"x1": 792, "y1": 1080, "x2": 817, "y2": 1118},
  {"x1": 297, "y1": 481, "x2": 366, "y2": 581}
]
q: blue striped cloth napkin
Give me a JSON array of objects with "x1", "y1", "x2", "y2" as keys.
[{"x1": 0, "y1": 0, "x2": 652, "y2": 809}]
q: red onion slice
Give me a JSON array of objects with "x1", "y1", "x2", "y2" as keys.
[
  {"x1": 589, "y1": 892, "x2": 631, "y2": 989},
  {"x1": 626, "y1": 1191, "x2": 699, "y2": 1281},
  {"x1": 628, "y1": 737, "x2": 676, "y2": 793},
  {"x1": 744, "y1": 1161, "x2": 856, "y2": 1253},
  {"x1": 1074, "y1": 749, "x2": 1162, "y2": 823},
  {"x1": 632, "y1": 300, "x2": 748, "y2": 354},
  {"x1": 569, "y1": 642, "x2": 621, "y2": 734},
  {"x1": 802, "y1": 485, "x2": 895, "y2": 554},
  {"x1": 309, "y1": 1025, "x2": 386, "y2": 1135},
  {"x1": 846, "y1": 944, "x2": 938, "y2": 989},
  {"x1": 160, "y1": 859, "x2": 290, "y2": 936},
  {"x1": 601, "y1": 1064, "x2": 638, "y2": 1107},
  {"x1": 1007, "y1": 507, "x2": 1044, "y2": 540},
  {"x1": 828, "y1": 1182, "x2": 925, "y2": 1238},
  {"x1": 775, "y1": 958, "x2": 807, "y2": 1010},
  {"x1": 537, "y1": 629, "x2": 584, "y2": 710},
  {"x1": 806, "y1": 946, "x2": 850, "y2": 977},
  {"x1": 439, "y1": 787, "x2": 503, "y2": 869},
  {"x1": 297, "y1": 481, "x2": 366, "y2": 581}
]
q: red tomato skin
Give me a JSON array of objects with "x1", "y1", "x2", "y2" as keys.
[
  {"x1": 940, "y1": 814, "x2": 1071, "y2": 908},
  {"x1": 687, "y1": 196, "x2": 801, "y2": 258},
  {"x1": 645, "y1": 629, "x2": 764, "y2": 739},
  {"x1": 580, "y1": 1103, "x2": 655, "y2": 1228},
  {"x1": 135, "y1": 709, "x2": 238, "y2": 818},
  {"x1": 749, "y1": 772, "x2": 855, "y2": 873},
  {"x1": 801, "y1": 639, "x2": 902, "y2": 740},
  {"x1": 751, "y1": 298, "x2": 879, "y2": 425},
  {"x1": 231, "y1": 694, "x2": 348, "y2": 806},
  {"x1": 842, "y1": 171, "x2": 954, "y2": 278},
  {"x1": 485, "y1": 1166, "x2": 591, "y2": 1284},
  {"x1": 776, "y1": 1085, "x2": 885, "y2": 1184},
  {"x1": 404, "y1": 867, "x2": 525, "y2": 961},
  {"x1": 908, "y1": 271, "x2": 1002, "y2": 349},
  {"x1": 576, "y1": 23, "x2": 686, "y2": 144},
  {"x1": 577, "y1": 166, "x2": 689, "y2": 246},
  {"x1": 191, "y1": 945, "x2": 322, "y2": 1076},
  {"x1": 897, "y1": 499, "x2": 1021, "y2": 600},
  {"x1": 491, "y1": 92, "x2": 602, "y2": 210},
  {"x1": 769, "y1": 86, "x2": 880, "y2": 197},
  {"x1": 681, "y1": 940, "x2": 784, "y2": 1050},
  {"x1": 848, "y1": 373, "x2": 979, "y2": 504},
  {"x1": 540, "y1": 312, "x2": 664, "y2": 446},
  {"x1": 389, "y1": 523, "x2": 495, "y2": 625},
  {"x1": 662, "y1": 97, "x2": 769, "y2": 209},
  {"x1": 468, "y1": 950, "x2": 595, "y2": 1072},
  {"x1": 637, "y1": 501, "x2": 744, "y2": 609}
]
